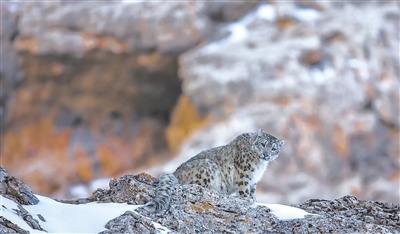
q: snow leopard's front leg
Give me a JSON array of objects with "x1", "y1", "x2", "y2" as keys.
[{"x1": 235, "y1": 175, "x2": 255, "y2": 202}]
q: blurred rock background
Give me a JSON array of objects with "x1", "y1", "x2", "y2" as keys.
[{"x1": 1, "y1": 1, "x2": 398, "y2": 204}]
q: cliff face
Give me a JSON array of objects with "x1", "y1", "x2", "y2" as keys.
[
  {"x1": 1, "y1": 164, "x2": 399, "y2": 234},
  {"x1": 0, "y1": 1, "x2": 260, "y2": 199},
  {"x1": 1, "y1": 1, "x2": 399, "y2": 204}
]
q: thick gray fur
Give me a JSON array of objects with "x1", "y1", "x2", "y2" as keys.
[{"x1": 143, "y1": 129, "x2": 284, "y2": 212}]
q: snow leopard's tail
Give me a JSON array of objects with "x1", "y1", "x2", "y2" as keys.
[{"x1": 143, "y1": 172, "x2": 178, "y2": 212}]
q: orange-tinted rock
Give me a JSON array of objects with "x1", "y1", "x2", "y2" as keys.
[
  {"x1": 166, "y1": 95, "x2": 207, "y2": 154},
  {"x1": 333, "y1": 126, "x2": 349, "y2": 158},
  {"x1": 3, "y1": 2, "x2": 201, "y2": 198},
  {"x1": 276, "y1": 17, "x2": 297, "y2": 29}
]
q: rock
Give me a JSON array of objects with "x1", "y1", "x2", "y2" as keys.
[
  {"x1": 165, "y1": 95, "x2": 207, "y2": 153},
  {"x1": 1, "y1": 0, "x2": 217, "y2": 199},
  {"x1": 0, "y1": 2, "x2": 24, "y2": 130},
  {"x1": 205, "y1": 1, "x2": 262, "y2": 22},
  {"x1": 0, "y1": 165, "x2": 44, "y2": 232},
  {"x1": 100, "y1": 211, "x2": 156, "y2": 234},
  {"x1": 14, "y1": 2, "x2": 212, "y2": 55},
  {"x1": 0, "y1": 217, "x2": 29, "y2": 234},
  {"x1": 177, "y1": 1, "x2": 399, "y2": 204},
  {"x1": 14, "y1": 204, "x2": 46, "y2": 232},
  {"x1": 0, "y1": 164, "x2": 39, "y2": 205},
  {"x1": 57, "y1": 173, "x2": 400, "y2": 233},
  {"x1": 293, "y1": 195, "x2": 400, "y2": 233}
]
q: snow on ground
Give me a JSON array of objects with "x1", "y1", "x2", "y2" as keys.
[
  {"x1": 69, "y1": 177, "x2": 111, "y2": 199},
  {"x1": 201, "y1": 4, "x2": 276, "y2": 55},
  {"x1": 0, "y1": 195, "x2": 171, "y2": 234},
  {"x1": 1, "y1": 195, "x2": 45, "y2": 233},
  {"x1": 294, "y1": 7, "x2": 322, "y2": 22},
  {"x1": 257, "y1": 203, "x2": 317, "y2": 220}
]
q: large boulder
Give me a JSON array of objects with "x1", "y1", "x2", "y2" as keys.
[{"x1": 1, "y1": 1, "x2": 215, "y2": 198}]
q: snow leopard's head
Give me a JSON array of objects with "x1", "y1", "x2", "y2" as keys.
[{"x1": 251, "y1": 129, "x2": 284, "y2": 161}]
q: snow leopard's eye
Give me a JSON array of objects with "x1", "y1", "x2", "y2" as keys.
[{"x1": 261, "y1": 143, "x2": 265, "y2": 147}]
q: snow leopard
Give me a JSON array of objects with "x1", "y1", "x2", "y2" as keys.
[{"x1": 143, "y1": 129, "x2": 284, "y2": 212}]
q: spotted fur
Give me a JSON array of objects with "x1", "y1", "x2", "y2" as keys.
[{"x1": 143, "y1": 129, "x2": 284, "y2": 212}]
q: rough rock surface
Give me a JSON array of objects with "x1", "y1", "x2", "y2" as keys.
[
  {"x1": 86, "y1": 174, "x2": 400, "y2": 233},
  {"x1": 0, "y1": 164, "x2": 39, "y2": 205},
  {"x1": 293, "y1": 196, "x2": 400, "y2": 233},
  {"x1": 0, "y1": 217, "x2": 29, "y2": 234},
  {"x1": 100, "y1": 211, "x2": 156, "y2": 234},
  {"x1": 0, "y1": 165, "x2": 43, "y2": 233},
  {"x1": 2, "y1": 171, "x2": 399, "y2": 233}
]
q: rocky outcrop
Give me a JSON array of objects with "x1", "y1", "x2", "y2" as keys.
[
  {"x1": 0, "y1": 217, "x2": 30, "y2": 234},
  {"x1": 0, "y1": 1, "x2": 220, "y2": 198},
  {"x1": 1, "y1": 167, "x2": 399, "y2": 233},
  {"x1": 0, "y1": 165, "x2": 42, "y2": 233},
  {"x1": 0, "y1": 165, "x2": 38, "y2": 205}
]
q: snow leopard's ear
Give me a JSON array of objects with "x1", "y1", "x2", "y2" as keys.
[
  {"x1": 257, "y1": 129, "x2": 264, "y2": 137},
  {"x1": 279, "y1": 140, "x2": 285, "y2": 147}
]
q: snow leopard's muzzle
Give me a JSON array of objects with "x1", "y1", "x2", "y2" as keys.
[{"x1": 260, "y1": 152, "x2": 279, "y2": 161}]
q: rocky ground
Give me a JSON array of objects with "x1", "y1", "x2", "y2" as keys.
[{"x1": 1, "y1": 164, "x2": 399, "y2": 234}]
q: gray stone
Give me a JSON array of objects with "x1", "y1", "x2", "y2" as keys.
[
  {"x1": 14, "y1": 1, "x2": 213, "y2": 55},
  {"x1": 0, "y1": 217, "x2": 29, "y2": 234},
  {"x1": 0, "y1": 164, "x2": 39, "y2": 205},
  {"x1": 14, "y1": 204, "x2": 46, "y2": 232},
  {"x1": 100, "y1": 211, "x2": 155, "y2": 234}
]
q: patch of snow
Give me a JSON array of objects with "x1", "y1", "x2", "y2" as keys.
[
  {"x1": 89, "y1": 177, "x2": 111, "y2": 191},
  {"x1": 294, "y1": 8, "x2": 321, "y2": 22},
  {"x1": 69, "y1": 184, "x2": 89, "y2": 198},
  {"x1": 257, "y1": 203, "x2": 317, "y2": 220},
  {"x1": 1, "y1": 196, "x2": 46, "y2": 233},
  {"x1": 255, "y1": 4, "x2": 276, "y2": 21},
  {"x1": 347, "y1": 58, "x2": 361, "y2": 69},
  {"x1": 24, "y1": 195, "x2": 140, "y2": 233},
  {"x1": 68, "y1": 177, "x2": 110, "y2": 199},
  {"x1": 7, "y1": 3, "x2": 18, "y2": 13},
  {"x1": 153, "y1": 221, "x2": 172, "y2": 234},
  {"x1": 201, "y1": 4, "x2": 275, "y2": 55},
  {"x1": 226, "y1": 22, "x2": 248, "y2": 43},
  {"x1": 1, "y1": 194, "x2": 170, "y2": 233},
  {"x1": 121, "y1": 0, "x2": 144, "y2": 3},
  {"x1": 310, "y1": 66, "x2": 336, "y2": 84}
]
